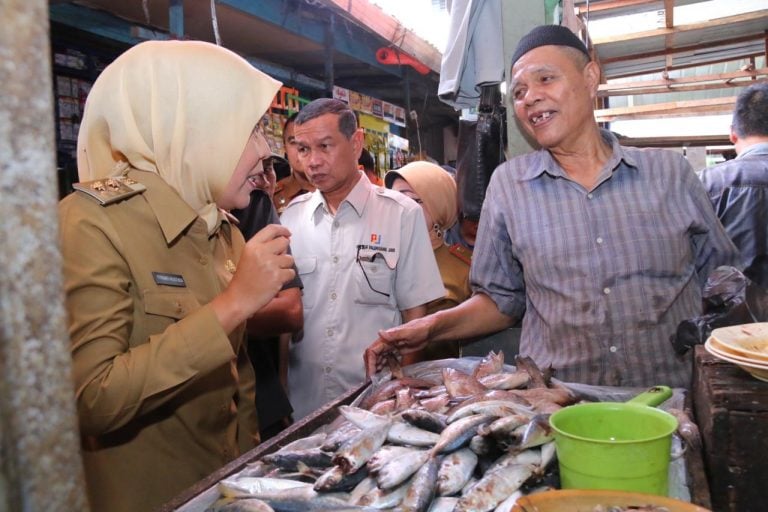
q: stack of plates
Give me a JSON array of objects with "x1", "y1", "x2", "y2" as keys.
[{"x1": 704, "y1": 323, "x2": 768, "y2": 382}]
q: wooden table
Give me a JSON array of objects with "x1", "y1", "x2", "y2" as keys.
[{"x1": 693, "y1": 345, "x2": 768, "y2": 512}]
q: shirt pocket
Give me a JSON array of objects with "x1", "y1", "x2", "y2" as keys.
[
  {"x1": 355, "y1": 248, "x2": 396, "y2": 306},
  {"x1": 143, "y1": 289, "x2": 201, "y2": 319},
  {"x1": 295, "y1": 256, "x2": 318, "y2": 309}
]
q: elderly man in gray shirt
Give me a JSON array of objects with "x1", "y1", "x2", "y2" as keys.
[{"x1": 365, "y1": 25, "x2": 739, "y2": 389}]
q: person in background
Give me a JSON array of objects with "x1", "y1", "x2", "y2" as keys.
[
  {"x1": 359, "y1": 147, "x2": 383, "y2": 186},
  {"x1": 59, "y1": 41, "x2": 294, "y2": 511},
  {"x1": 445, "y1": 212, "x2": 479, "y2": 250},
  {"x1": 385, "y1": 161, "x2": 472, "y2": 361},
  {"x1": 365, "y1": 25, "x2": 739, "y2": 389},
  {"x1": 699, "y1": 82, "x2": 768, "y2": 289},
  {"x1": 280, "y1": 98, "x2": 444, "y2": 419},
  {"x1": 232, "y1": 154, "x2": 303, "y2": 440},
  {"x1": 273, "y1": 113, "x2": 315, "y2": 214}
]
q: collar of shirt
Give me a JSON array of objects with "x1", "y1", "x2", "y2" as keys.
[
  {"x1": 738, "y1": 142, "x2": 768, "y2": 159},
  {"x1": 307, "y1": 171, "x2": 371, "y2": 223},
  {"x1": 518, "y1": 129, "x2": 639, "y2": 184},
  {"x1": 127, "y1": 169, "x2": 206, "y2": 243}
]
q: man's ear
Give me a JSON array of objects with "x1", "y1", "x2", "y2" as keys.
[
  {"x1": 352, "y1": 128, "x2": 364, "y2": 158},
  {"x1": 729, "y1": 126, "x2": 738, "y2": 145},
  {"x1": 584, "y1": 61, "x2": 601, "y2": 99}
]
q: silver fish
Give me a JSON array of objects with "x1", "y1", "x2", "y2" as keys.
[
  {"x1": 472, "y1": 350, "x2": 505, "y2": 379},
  {"x1": 218, "y1": 477, "x2": 310, "y2": 498},
  {"x1": 477, "y1": 414, "x2": 532, "y2": 439},
  {"x1": 455, "y1": 463, "x2": 536, "y2": 512},
  {"x1": 432, "y1": 414, "x2": 495, "y2": 454},
  {"x1": 436, "y1": 448, "x2": 478, "y2": 496},
  {"x1": 355, "y1": 476, "x2": 412, "y2": 508},
  {"x1": 400, "y1": 455, "x2": 440, "y2": 512},
  {"x1": 261, "y1": 447, "x2": 333, "y2": 470},
  {"x1": 388, "y1": 421, "x2": 441, "y2": 446},
  {"x1": 478, "y1": 372, "x2": 530, "y2": 390},
  {"x1": 255, "y1": 487, "x2": 352, "y2": 511},
  {"x1": 429, "y1": 496, "x2": 460, "y2": 512},
  {"x1": 447, "y1": 400, "x2": 533, "y2": 424},
  {"x1": 339, "y1": 405, "x2": 389, "y2": 429},
  {"x1": 377, "y1": 449, "x2": 431, "y2": 489},
  {"x1": 313, "y1": 464, "x2": 369, "y2": 492},
  {"x1": 275, "y1": 432, "x2": 328, "y2": 453},
  {"x1": 348, "y1": 475, "x2": 378, "y2": 505},
  {"x1": 442, "y1": 368, "x2": 488, "y2": 399},
  {"x1": 366, "y1": 445, "x2": 415, "y2": 474},
  {"x1": 513, "y1": 414, "x2": 554, "y2": 451},
  {"x1": 333, "y1": 418, "x2": 391, "y2": 474},
  {"x1": 400, "y1": 409, "x2": 448, "y2": 433},
  {"x1": 322, "y1": 421, "x2": 362, "y2": 452},
  {"x1": 492, "y1": 490, "x2": 522, "y2": 512},
  {"x1": 206, "y1": 497, "x2": 276, "y2": 512}
]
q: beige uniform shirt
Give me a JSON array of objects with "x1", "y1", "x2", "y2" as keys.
[{"x1": 59, "y1": 170, "x2": 258, "y2": 512}]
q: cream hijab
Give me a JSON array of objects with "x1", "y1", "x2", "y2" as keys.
[
  {"x1": 77, "y1": 40, "x2": 281, "y2": 230},
  {"x1": 386, "y1": 161, "x2": 458, "y2": 249}
]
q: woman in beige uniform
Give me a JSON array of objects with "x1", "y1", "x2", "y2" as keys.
[
  {"x1": 58, "y1": 40, "x2": 294, "y2": 512},
  {"x1": 385, "y1": 161, "x2": 472, "y2": 361}
]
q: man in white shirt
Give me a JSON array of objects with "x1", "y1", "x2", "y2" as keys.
[{"x1": 281, "y1": 98, "x2": 445, "y2": 419}]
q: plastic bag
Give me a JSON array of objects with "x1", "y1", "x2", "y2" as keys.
[{"x1": 670, "y1": 265, "x2": 768, "y2": 354}]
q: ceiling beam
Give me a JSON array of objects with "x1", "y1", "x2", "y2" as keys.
[
  {"x1": 663, "y1": 0, "x2": 674, "y2": 29},
  {"x1": 594, "y1": 96, "x2": 736, "y2": 122},
  {"x1": 600, "y1": 33, "x2": 765, "y2": 65},
  {"x1": 576, "y1": 0, "x2": 656, "y2": 15},
  {"x1": 591, "y1": 11, "x2": 768, "y2": 45},
  {"x1": 598, "y1": 68, "x2": 768, "y2": 97},
  {"x1": 618, "y1": 134, "x2": 731, "y2": 148},
  {"x1": 321, "y1": 0, "x2": 442, "y2": 73}
]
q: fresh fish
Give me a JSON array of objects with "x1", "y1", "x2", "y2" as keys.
[
  {"x1": 366, "y1": 445, "x2": 415, "y2": 474},
  {"x1": 388, "y1": 421, "x2": 441, "y2": 446},
  {"x1": 468, "y1": 434, "x2": 500, "y2": 458},
  {"x1": 511, "y1": 414, "x2": 554, "y2": 451},
  {"x1": 370, "y1": 399, "x2": 397, "y2": 415},
  {"x1": 442, "y1": 368, "x2": 488, "y2": 399},
  {"x1": 333, "y1": 418, "x2": 391, "y2": 474},
  {"x1": 455, "y1": 463, "x2": 536, "y2": 512},
  {"x1": 313, "y1": 464, "x2": 369, "y2": 492},
  {"x1": 377, "y1": 449, "x2": 431, "y2": 489},
  {"x1": 396, "y1": 387, "x2": 418, "y2": 411},
  {"x1": 322, "y1": 421, "x2": 362, "y2": 452},
  {"x1": 492, "y1": 490, "x2": 522, "y2": 512},
  {"x1": 477, "y1": 414, "x2": 531, "y2": 439},
  {"x1": 359, "y1": 377, "x2": 438, "y2": 410},
  {"x1": 239, "y1": 461, "x2": 271, "y2": 478},
  {"x1": 206, "y1": 497, "x2": 276, "y2": 512},
  {"x1": 217, "y1": 477, "x2": 311, "y2": 498},
  {"x1": 539, "y1": 441, "x2": 557, "y2": 471},
  {"x1": 513, "y1": 355, "x2": 550, "y2": 388},
  {"x1": 261, "y1": 447, "x2": 333, "y2": 470},
  {"x1": 436, "y1": 448, "x2": 478, "y2": 496},
  {"x1": 478, "y1": 372, "x2": 530, "y2": 390},
  {"x1": 472, "y1": 351, "x2": 505, "y2": 379},
  {"x1": 275, "y1": 433, "x2": 328, "y2": 453},
  {"x1": 348, "y1": 475, "x2": 378, "y2": 505},
  {"x1": 355, "y1": 476, "x2": 412, "y2": 508},
  {"x1": 399, "y1": 455, "x2": 440, "y2": 512},
  {"x1": 418, "y1": 393, "x2": 453, "y2": 413},
  {"x1": 339, "y1": 405, "x2": 389, "y2": 429},
  {"x1": 447, "y1": 401, "x2": 528, "y2": 424},
  {"x1": 429, "y1": 496, "x2": 460, "y2": 512},
  {"x1": 486, "y1": 448, "x2": 541, "y2": 474},
  {"x1": 400, "y1": 409, "x2": 448, "y2": 433},
  {"x1": 255, "y1": 486, "x2": 352, "y2": 511},
  {"x1": 432, "y1": 414, "x2": 495, "y2": 454}
]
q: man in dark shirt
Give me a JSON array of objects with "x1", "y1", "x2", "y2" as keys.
[{"x1": 699, "y1": 82, "x2": 768, "y2": 289}]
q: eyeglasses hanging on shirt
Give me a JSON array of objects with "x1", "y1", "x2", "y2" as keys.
[{"x1": 356, "y1": 244, "x2": 390, "y2": 297}]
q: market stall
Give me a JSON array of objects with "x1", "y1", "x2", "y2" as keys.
[{"x1": 159, "y1": 356, "x2": 712, "y2": 511}]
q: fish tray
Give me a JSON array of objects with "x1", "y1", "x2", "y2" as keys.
[{"x1": 161, "y1": 358, "x2": 711, "y2": 511}]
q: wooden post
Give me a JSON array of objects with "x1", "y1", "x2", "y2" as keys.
[{"x1": 0, "y1": 1, "x2": 89, "y2": 510}]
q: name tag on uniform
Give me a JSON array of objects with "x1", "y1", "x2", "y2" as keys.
[{"x1": 152, "y1": 272, "x2": 186, "y2": 287}]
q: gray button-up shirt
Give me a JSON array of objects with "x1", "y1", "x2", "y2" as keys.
[{"x1": 472, "y1": 131, "x2": 739, "y2": 388}]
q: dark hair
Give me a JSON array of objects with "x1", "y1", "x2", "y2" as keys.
[
  {"x1": 358, "y1": 148, "x2": 375, "y2": 172},
  {"x1": 732, "y1": 82, "x2": 768, "y2": 138},
  {"x1": 295, "y1": 98, "x2": 358, "y2": 139}
]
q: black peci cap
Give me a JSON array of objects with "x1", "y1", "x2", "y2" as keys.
[{"x1": 510, "y1": 25, "x2": 590, "y2": 68}]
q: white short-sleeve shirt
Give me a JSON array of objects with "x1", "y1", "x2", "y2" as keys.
[{"x1": 281, "y1": 173, "x2": 445, "y2": 419}]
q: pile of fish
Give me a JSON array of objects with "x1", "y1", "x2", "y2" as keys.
[{"x1": 207, "y1": 352, "x2": 582, "y2": 512}]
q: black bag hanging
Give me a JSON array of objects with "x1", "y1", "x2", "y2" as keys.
[{"x1": 455, "y1": 84, "x2": 506, "y2": 220}]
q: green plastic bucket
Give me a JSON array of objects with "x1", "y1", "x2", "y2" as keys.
[{"x1": 549, "y1": 386, "x2": 679, "y2": 496}]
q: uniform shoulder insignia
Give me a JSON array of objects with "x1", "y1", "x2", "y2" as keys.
[
  {"x1": 448, "y1": 243, "x2": 472, "y2": 265},
  {"x1": 73, "y1": 176, "x2": 147, "y2": 206}
]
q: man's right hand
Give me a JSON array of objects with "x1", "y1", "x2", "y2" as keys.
[{"x1": 363, "y1": 316, "x2": 433, "y2": 378}]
